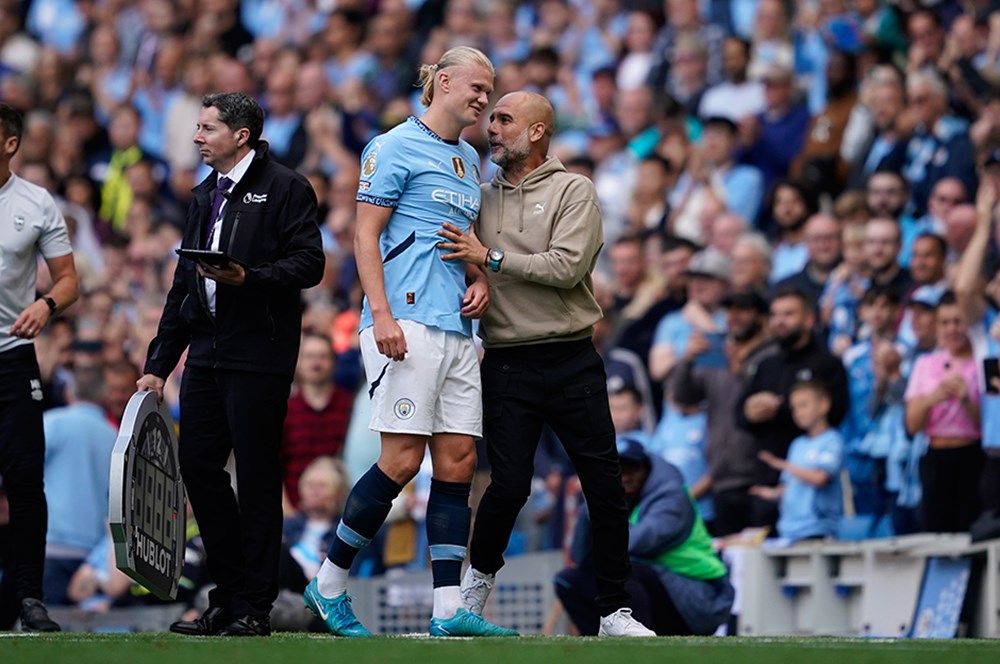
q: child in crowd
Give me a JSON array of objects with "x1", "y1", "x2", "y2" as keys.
[
  {"x1": 823, "y1": 222, "x2": 868, "y2": 356},
  {"x1": 649, "y1": 400, "x2": 713, "y2": 531},
  {"x1": 609, "y1": 383, "x2": 652, "y2": 447},
  {"x1": 751, "y1": 380, "x2": 844, "y2": 541}
]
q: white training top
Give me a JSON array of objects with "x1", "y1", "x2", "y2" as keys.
[{"x1": 0, "y1": 172, "x2": 73, "y2": 354}]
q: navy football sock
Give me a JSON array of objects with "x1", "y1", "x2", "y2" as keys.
[
  {"x1": 426, "y1": 479, "x2": 472, "y2": 588},
  {"x1": 327, "y1": 464, "x2": 403, "y2": 569}
]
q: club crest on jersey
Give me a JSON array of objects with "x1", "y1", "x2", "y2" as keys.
[
  {"x1": 363, "y1": 152, "x2": 377, "y2": 177},
  {"x1": 13, "y1": 215, "x2": 25, "y2": 231},
  {"x1": 394, "y1": 398, "x2": 415, "y2": 420},
  {"x1": 452, "y1": 157, "x2": 466, "y2": 179}
]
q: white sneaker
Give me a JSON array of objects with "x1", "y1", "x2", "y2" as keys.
[
  {"x1": 598, "y1": 608, "x2": 656, "y2": 637},
  {"x1": 460, "y1": 567, "x2": 495, "y2": 615}
]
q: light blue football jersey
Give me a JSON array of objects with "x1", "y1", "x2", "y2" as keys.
[
  {"x1": 778, "y1": 429, "x2": 844, "y2": 541},
  {"x1": 357, "y1": 116, "x2": 481, "y2": 337}
]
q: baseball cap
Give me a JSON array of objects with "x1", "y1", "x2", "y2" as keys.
[
  {"x1": 701, "y1": 115, "x2": 738, "y2": 134},
  {"x1": 684, "y1": 249, "x2": 730, "y2": 281},
  {"x1": 759, "y1": 62, "x2": 793, "y2": 84},
  {"x1": 607, "y1": 373, "x2": 637, "y2": 395},
  {"x1": 616, "y1": 437, "x2": 649, "y2": 465},
  {"x1": 720, "y1": 290, "x2": 769, "y2": 313},
  {"x1": 907, "y1": 285, "x2": 942, "y2": 309},
  {"x1": 592, "y1": 65, "x2": 617, "y2": 80}
]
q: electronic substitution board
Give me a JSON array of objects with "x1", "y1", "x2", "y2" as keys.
[{"x1": 109, "y1": 391, "x2": 186, "y2": 600}]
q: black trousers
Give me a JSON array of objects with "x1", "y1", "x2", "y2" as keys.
[
  {"x1": 711, "y1": 487, "x2": 756, "y2": 537},
  {"x1": 179, "y1": 367, "x2": 291, "y2": 617},
  {"x1": 981, "y1": 454, "x2": 1000, "y2": 515},
  {"x1": 0, "y1": 522, "x2": 17, "y2": 628},
  {"x1": 554, "y1": 559, "x2": 692, "y2": 636},
  {"x1": 0, "y1": 345, "x2": 47, "y2": 603},
  {"x1": 920, "y1": 444, "x2": 984, "y2": 533},
  {"x1": 470, "y1": 339, "x2": 631, "y2": 614}
]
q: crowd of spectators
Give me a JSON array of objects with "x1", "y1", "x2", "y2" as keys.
[{"x1": 2, "y1": 0, "x2": 1000, "y2": 625}]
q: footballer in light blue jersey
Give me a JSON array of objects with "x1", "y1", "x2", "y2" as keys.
[
  {"x1": 357, "y1": 116, "x2": 482, "y2": 338},
  {"x1": 306, "y1": 49, "x2": 519, "y2": 639}
]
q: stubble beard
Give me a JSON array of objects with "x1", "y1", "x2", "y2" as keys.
[
  {"x1": 777, "y1": 326, "x2": 807, "y2": 350},
  {"x1": 732, "y1": 319, "x2": 762, "y2": 344},
  {"x1": 491, "y1": 129, "x2": 531, "y2": 175}
]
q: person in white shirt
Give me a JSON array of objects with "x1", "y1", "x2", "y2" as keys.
[{"x1": 0, "y1": 102, "x2": 79, "y2": 632}]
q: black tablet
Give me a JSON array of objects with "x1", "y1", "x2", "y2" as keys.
[{"x1": 175, "y1": 248, "x2": 245, "y2": 269}]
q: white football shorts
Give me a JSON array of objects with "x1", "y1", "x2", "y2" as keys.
[{"x1": 360, "y1": 319, "x2": 482, "y2": 437}]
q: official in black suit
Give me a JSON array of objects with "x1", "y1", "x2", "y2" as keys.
[{"x1": 137, "y1": 93, "x2": 324, "y2": 637}]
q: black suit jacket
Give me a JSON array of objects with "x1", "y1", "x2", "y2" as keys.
[{"x1": 146, "y1": 142, "x2": 325, "y2": 379}]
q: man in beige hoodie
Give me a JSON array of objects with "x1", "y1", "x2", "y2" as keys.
[{"x1": 437, "y1": 91, "x2": 654, "y2": 637}]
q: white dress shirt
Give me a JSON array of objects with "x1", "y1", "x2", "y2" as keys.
[{"x1": 206, "y1": 149, "x2": 255, "y2": 314}]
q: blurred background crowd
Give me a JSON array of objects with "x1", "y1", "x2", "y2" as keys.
[{"x1": 1, "y1": 0, "x2": 1000, "y2": 628}]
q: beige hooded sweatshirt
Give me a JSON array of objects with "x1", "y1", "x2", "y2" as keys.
[{"x1": 475, "y1": 156, "x2": 604, "y2": 348}]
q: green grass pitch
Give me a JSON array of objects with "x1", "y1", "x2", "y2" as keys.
[{"x1": 2, "y1": 633, "x2": 999, "y2": 664}]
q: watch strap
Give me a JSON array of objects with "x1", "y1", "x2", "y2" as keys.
[
  {"x1": 487, "y1": 247, "x2": 504, "y2": 272},
  {"x1": 40, "y1": 296, "x2": 57, "y2": 314}
]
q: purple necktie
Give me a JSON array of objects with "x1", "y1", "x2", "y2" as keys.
[{"x1": 204, "y1": 175, "x2": 233, "y2": 248}]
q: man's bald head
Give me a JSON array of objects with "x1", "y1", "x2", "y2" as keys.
[
  {"x1": 496, "y1": 91, "x2": 554, "y2": 136},
  {"x1": 944, "y1": 203, "x2": 977, "y2": 253},
  {"x1": 487, "y1": 90, "x2": 556, "y2": 181}
]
